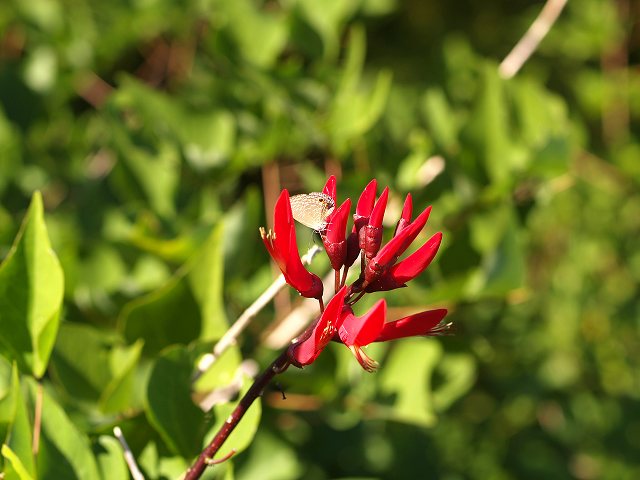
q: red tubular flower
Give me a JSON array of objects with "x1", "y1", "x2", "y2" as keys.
[
  {"x1": 353, "y1": 179, "x2": 377, "y2": 234},
  {"x1": 344, "y1": 179, "x2": 378, "y2": 269},
  {"x1": 362, "y1": 187, "x2": 389, "y2": 260},
  {"x1": 338, "y1": 300, "x2": 386, "y2": 372},
  {"x1": 260, "y1": 190, "x2": 323, "y2": 299},
  {"x1": 288, "y1": 287, "x2": 348, "y2": 366},
  {"x1": 337, "y1": 302, "x2": 448, "y2": 372},
  {"x1": 322, "y1": 198, "x2": 352, "y2": 270},
  {"x1": 344, "y1": 230, "x2": 360, "y2": 270},
  {"x1": 262, "y1": 178, "x2": 449, "y2": 373},
  {"x1": 394, "y1": 193, "x2": 412, "y2": 236},
  {"x1": 366, "y1": 231, "x2": 443, "y2": 292},
  {"x1": 376, "y1": 308, "x2": 449, "y2": 341},
  {"x1": 363, "y1": 205, "x2": 432, "y2": 284},
  {"x1": 323, "y1": 175, "x2": 337, "y2": 203}
]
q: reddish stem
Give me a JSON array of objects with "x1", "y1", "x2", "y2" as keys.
[
  {"x1": 184, "y1": 351, "x2": 291, "y2": 480},
  {"x1": 340, "y1": 266, "x2": 349, "y2": 288}
]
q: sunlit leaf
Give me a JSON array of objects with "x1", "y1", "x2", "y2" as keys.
[
  {"x1": 120, "y1": 223, "x2": 227, "y2": 355},
  {"x1": 378, "y1": 339, "x2": 442, "y2": 427},
  {"x1": 94, "y1": 436, "x2": 129, "y2": 480},
  {"x1": 26, "y1": 378, "x2": 100, "y2": 479},
  {"x1": 1, "y1": 364, "x2": 35, "y2": 480},
  {"x1": 0, "y1": 192, "x2": 64, "y2": 377}
]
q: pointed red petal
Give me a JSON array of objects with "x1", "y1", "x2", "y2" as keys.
[
  {"x1": 376, "y1": 308, "x2": 448, "y2": 341},
  {"x1": 324, "y1": 198, "x2": 351, "y2": 244},
  {"x1": 394, "y1": 193, "x2": 413, "y2": 236},
  {"x1": 373, "y1": 205, "x2": 432, "y2": 267},
  {"x1": 401, "y1": 193, "x2": 413, "y2": 222},
  {"x1": 368, "y1": 187, "x2": 389, "y2": 228},
  {"x1": 274, "y1": 190, "x2": 294, "y2": 246},
  {"x1": 285, "y1": 225, "x2": 322, "y2": 298},
  {"x1": 356, "y1": 179, "x2": 377, "y2": 217},
  {"x1": 260, "y1": 228, "x2": 286, "y2": 273},
  {"x1": 386, "y1": 232, "x2": 442, "y2": 283},
  {"x1": 338, "y1": 300, "x2": 386, "y2": 347},
  {"x1": 322, "y1": 175, "x2": 337, "y2": 203},
  {"x1": 288, "y1": 287, "x2": 348, "y2": 365}
]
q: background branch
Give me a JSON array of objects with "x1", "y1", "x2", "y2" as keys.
[{"x1": 499, "y1": 0, "x2": 568, "y2": 78}]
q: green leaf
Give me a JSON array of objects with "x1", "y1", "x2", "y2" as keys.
[
  {"x1": 177, "y1": 111, "x2": 236, "y2": 170},
  {"x1": 193, "y1": 344, "x2": 242, "y2": 395},
  {"x1": 422, "y1": 88, "x2": 459, "y2": 154},
  {"x1": 120, "y1": 223, "x2": 228, "y2": 355},
  {"x1": 51, "y1": 323, "x2": 144, "y2": 413},
  {"x1": 212, "y1": 0, "x2": 288, "y2": 68},
  {"x1": 99, "y1": 340, "x2": 144, "y2": 414},
  {"x1": 0, "y1": 107, "x2": 22, "y2": 195},
  {"x1": 512, "y1": 77, "x2": 572, "y2": 178},
  {"x1": 0, "y1": 355, "x2": 14, "y2": 443},
  {"x1": 94, "y1": 436, "x2": 129, "y2": 480},
  {"x1": 467, "y1": 207, "x2": 525, "y2": 297},
  {"x1": 2, "y1": 445, "x2": 35, "y2": 480},
  {"x1": 432, "y1": 353, "x2": 477, "y2": 412},
  {"x1": 26, "y1": 378, "x2": 100, "y2": 479},
  {"x1": 295, "y1": 0, "x2": 359, "y2": 59},
  {"x1": 1, "y1": 364, "x2": 36, "y2": 480},
  {"x1": 50, "y1": 323, "x2": 114, "y2": 403},
  {"x1": 145, "y1": 345, "x2": 207, "y2": 458},
  {"x1": 120, "y1": 274, "x2": 201, "y2": 357},
  {"x1": 460, "y1": 62, "x2": 525, "y2": 186},
  {"x1": 233, "y1": 430, "x2": 301, "y2": 480},
  {"x1": 327, "y1": 26, "x2": 393, "y2": 154},
  {"x1": 115, "y1": 137, "x2": 180, "y2": 217},
  {"x1": 378, "y1": 339, "x2": 442, "y2": 427},
  {"x1": 189, "y1": 222, "x2": 228, "y2": 341},
  {"x1": 137, "y1": 441, "x2": 191, "y2": 480},
  {"x1": 0, "y1": 191, "x2": 64, "y2": 377}
]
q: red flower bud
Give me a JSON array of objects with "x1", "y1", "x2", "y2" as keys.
[
  {"x1": 362, "y1": 187, "x2": 389, "y2": 259},
  {"x1": 322, "y1": 199, "x2": 351, "y2": 270},
  {"x1": 366, "y1": 232, "x2": 442, "y2": 292},
  {"x1": 364, "y1": 205, "x2": 432, "y2": 284},
  {"x1": 353, "y1": 179, "x2": 377, "y2": 235},
  {"x1": 323, "y1": 175, "x2": 337, "y2": 204},
  {"x1": 394, "y1": 193, "x2": 413, "y2": 236}
]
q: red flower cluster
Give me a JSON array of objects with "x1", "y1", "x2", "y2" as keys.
[{"x1": 260, "y1": 177, "x2": 449, "y2": 371}]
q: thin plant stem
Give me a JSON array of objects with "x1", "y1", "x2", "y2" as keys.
[
  {"x1": 193, "y1": 245, "x2": 321, "y2": 382},
  {"x1": 340, "y1": 264, "x2": 349, "y2": 288},
  {"x1": 348, "y1": 290, "x2": 366, "y2": 306},
  {"x1": 499, "y1": 0, "x2": 568, "y2": 79},
  {"x1": 184, "y1": 351, "x2": 291, "y2": 480},
  {"x1": 113, "y1": 426, "x2": 145, "y2": 480}
]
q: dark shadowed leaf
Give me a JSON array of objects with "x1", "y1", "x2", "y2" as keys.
[{"x1": 145, "y1": 345, "x2": 207, "y2": 459}]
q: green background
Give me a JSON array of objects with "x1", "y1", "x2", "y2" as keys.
[{"x1": 0, "y1": 0, "x2": 639, "y2": 478}]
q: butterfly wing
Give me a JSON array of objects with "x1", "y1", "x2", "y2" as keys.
[{"x1": 290, "y1": 193, "x2": 335, "y2": 230}]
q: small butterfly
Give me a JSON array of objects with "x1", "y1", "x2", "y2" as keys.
[{"x1": 290, "y1": 192, "x2": 335, "y2": 231}]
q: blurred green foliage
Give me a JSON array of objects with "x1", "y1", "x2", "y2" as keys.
[{"x1": 0, "y1": 0, "x2": 639, "y2": 479}]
